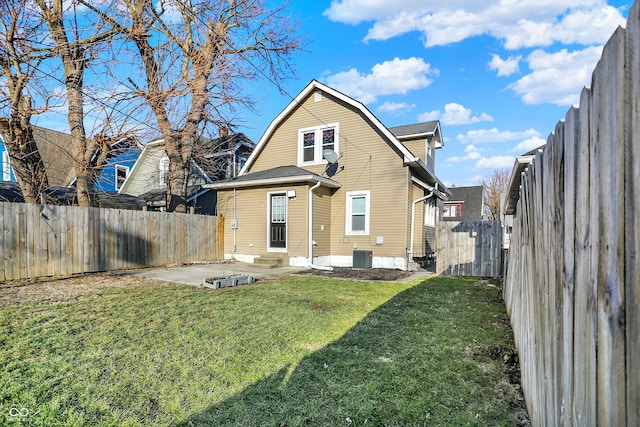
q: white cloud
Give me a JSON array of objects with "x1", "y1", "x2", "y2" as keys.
[
  {"x1": 324, "y1": 57, "x2": 437, "y2": 104},
  {"x1": 324, "y1": 1, "x2": 625, "y2": 49},
  {"x1": 418, "y1": 103, "x2": 493, "y2": 125},
  {"x1": 457, "y1": 127, "x2": 540, "y2": 144},
  {"x1": 512, "y1": 136, "x2": 547, "y2": 153},
  {"x1": 465, "y1": 144, "x2": 480, "y2": 153},
  {"x1": 446, "y1": 151, "x2": 482, "y2": 163},
  {"x1": 443, "y1": 144, "x2": 482, "y2": 165},
  {"x1": 509, "y1": 46, "x2": 603, "y2": 105},
  {"x1": 467, "y1": 175, "x2": 485, "y2": 185},
  {"x1": 499, "y1": 5, "x2": 625, "y2": 49},
  {"x1": 377, "y1": 102, "x2": 416, "y2": 115},
  {"x1": 418, "y1": 109, "x2": 441, "y2": 122},
  {"x1": 488, "y1": 54, "x2": 521, "y2": 76},
  {"x1": 476, "y1": 155, "x2": 516, "y2": 169}
]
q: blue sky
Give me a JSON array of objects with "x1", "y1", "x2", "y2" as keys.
[{"x1": 243, "y1": 0, "x2": 632, "y2": 187}]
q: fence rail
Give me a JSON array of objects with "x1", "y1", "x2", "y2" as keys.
[
  {"x1": 0, "y1": 202, "x2": 222, "y2": 281},
  {"x1": 435, "y1": 221, "x2": 502, "y2": 277},
  {"x1": 504, "y1": 3, "x2": 639, "y2": 425}
]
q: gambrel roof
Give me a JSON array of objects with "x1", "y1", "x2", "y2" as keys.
[{"x1": 241, "y1": 80, "x2": 451, "y2": 197}]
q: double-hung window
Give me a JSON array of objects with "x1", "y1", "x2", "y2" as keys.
[
  {"x1": 298, "y1": 123, "x2": 338, "y2": 165},
  {"x1": 159, "y1": 156, "x2": 169, "y2": 187},
  {"x1": 424, "y1": 198, "x2": 436, "y2": 227},
  {"x1": 443, "y1": 202, "x2": 463, "y2": 218},
  {"x1": 115, "y1": 165, "x2": 129, "y2": 191},
  {"x1": 1, "y1": 150, "x2": 12, "y2": 181},
  {"x1": 346, "y1": 190, "x2": 370, "y2": 235}
]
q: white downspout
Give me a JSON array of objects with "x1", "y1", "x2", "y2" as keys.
[
  {"x1": 233, "y1": 188, "x2": 237, "y2": 253},
  {"x1": 309, "y1": 181, "x2": 333, "y2": 271},
  {"x1": 409, "y1": 190, "x2": 434, "y2": 271}
]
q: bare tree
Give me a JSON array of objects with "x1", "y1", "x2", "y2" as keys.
[
  {"x1": 0, "y1": 0, "x2": 51, "y2": 203},
  {"x1": 83, "y1": 0, "x2": 301, "y2": 212},
  {"x1": 482, "y1": 168, "x2": 511, "y2": 221},
  {"x1": 34, "y1": 0, "x2": 126, "y2": 206}
]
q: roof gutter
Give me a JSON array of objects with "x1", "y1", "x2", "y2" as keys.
[
  {"x1": 204, "y1": 174, "x2": 341, "y2": 190},
  {"x1": 405, "y1": 158, "x2": 452, "y2": 199}
]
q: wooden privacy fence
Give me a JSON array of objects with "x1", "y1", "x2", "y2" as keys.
[
  {"x1": 0, "y1": 201, "x2": 223, "y2": 281},
  {"x1": 504, "y1": 3, "x2": 639, "y2": 426},
  {"x1": 435, "y1": 221, "x2": 502, "y2": 277}
]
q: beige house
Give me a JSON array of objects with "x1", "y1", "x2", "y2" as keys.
[{"x1": 206, "y1": 80, "x2": 450, "y2": 270}]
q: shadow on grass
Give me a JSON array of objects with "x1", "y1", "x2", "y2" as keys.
[{"x1": 177, "y1": 276, "x2": 527, "y2": 426}]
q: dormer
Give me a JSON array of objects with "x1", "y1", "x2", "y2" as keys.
[{"x1": 389, "y1": 121, "x2": 443, "y2": 173}]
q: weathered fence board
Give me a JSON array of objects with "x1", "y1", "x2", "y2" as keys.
[
  {"x1": 0, "y1": 202, "x2": 222, "y2": 281},
  {"x1": 436, "y1": 221, "x2": 502, "y2": 277},
  {"x1": 593, "y1": 27, "x2": 627, "y2": 426},
  {"x1": 504, "y1": 3, "x2": 639, "y2": 425},
  {"x1": 625, "y1": 2, "x2": 640, "y2": 424}
]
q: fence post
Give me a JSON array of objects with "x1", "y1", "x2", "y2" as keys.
[{"x1": 217, "y1": 215, "x2": 224, "y2": 260}]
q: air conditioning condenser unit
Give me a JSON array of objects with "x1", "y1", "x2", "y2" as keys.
[{"x1": 353, "y1": 250, "x2": 372, "y2": 269}]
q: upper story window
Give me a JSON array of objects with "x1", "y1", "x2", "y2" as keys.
[
  {"x1": 443, "y1": 202, "x2": 464, "y2": 218},
  {"x1": 158, "y1": 156, "x2": 169, "y2": 187},
  {"x1": 2, "y1": 150, "x2": 12, "y2": 181},
  {"x1": 115, "y1": 165, "x2": 129, "y2": 191},
  {"x1": 298, "y1": 123, "x2": 339, "y2": 166}
]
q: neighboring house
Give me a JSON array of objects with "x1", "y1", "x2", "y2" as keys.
[
  {"x1": 1, "y1": 126, "x2": 142, "y2": 192},
  {"x1": 206, "y1": 80, "x2": 451, "y2": 271},
  {"x1": 93, "y1": 137, "x2": 143, "y2": 192},
  {"x1": 503, "y1": 146, "x2": 543, "y2": 248},
  {"x1": 0, "y1": 181, "x2": 146, "y2": 209},
  {"x1": 441, "y1": 185, "x2": 484, "y2": 222},
  {"x1": 499, "y1": 191, "x2": 513, "y2": 249},
  {"x1": 0, "y1": 126, "x2": 76, "y2": 187},
  {"x1": 119, "y1": 132, "x2": 255, "y2": 214}
]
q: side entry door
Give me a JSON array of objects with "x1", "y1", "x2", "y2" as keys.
[{"x1": 269, "y1": 193, "x2": 286, "y2": 249}]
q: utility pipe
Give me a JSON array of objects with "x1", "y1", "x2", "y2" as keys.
[
  {"x1": 409, "y1": 190, "x2": 434, "y2": 270},
  {"x1": 233, "y1": 188, "x2": 237, "y2": 253},
  {"x1": 309, "y1": 181, "x2": 333, "y2": 271}
]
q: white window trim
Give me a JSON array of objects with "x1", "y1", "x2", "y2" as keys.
[
  {"x1": 297, "y1": 123, "x2": 339, "y2": 166},
  {"x1": 345, "y1": 190, "x2": 370, "y2": 236},
  {"x1": 267, "y1": 191, "x2": 288, "y2": 252},
  {"x1": 115, "y1": 164, "x2": 130, "y2": 191}
]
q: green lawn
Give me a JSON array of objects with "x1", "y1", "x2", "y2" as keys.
[{"x1": 0, "y1": 273, "x2": 527, "y2": 426}]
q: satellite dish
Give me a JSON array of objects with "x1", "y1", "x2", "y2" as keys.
[{"x1": 323, "y1": 149, "x2": 339, "y2": 164}]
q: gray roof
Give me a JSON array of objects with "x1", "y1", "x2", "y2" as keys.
[
  {"x1": 442, "y1": 185, "x2": 484, "y2": 221},
  {"x1": 0, "y1": 181, "x2": 146, "y2": 209},
  {"x1": 31, "y1": 126, "x2": 76, "y2": 186},
  {"x1": 503, "y1": 145, "x2": 545, "y2": 215},
  {"x1": 205, "y1": 165, "x2": 341, "y2": 189},
  {"x1": 388, "y1": 121, "x2": 439, "y2": 137}
]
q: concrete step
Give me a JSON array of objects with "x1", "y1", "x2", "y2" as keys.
[
  {"x1": 253, "y1": 257, "x2": 281, "y2": 268},
  {"x1": 253, "y1": 253, "x2": 289, "y2": 269}
]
